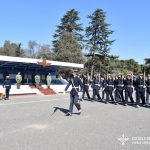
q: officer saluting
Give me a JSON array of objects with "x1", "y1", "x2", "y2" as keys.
[
  {"x1": 92, "y1": 76, "x2": 101, "y2": 101},
  {"x1": 64, "y1": 72, "x2": 83, "y2": 116},
  {"x1": 124, "y1": 74, "x2": 134, "y2": 105},
  {"x1": 3, "y1": 76, "x2": 11, "y2": 100},
  {"x1": 135, "y1": 74, "x2": 146, "y2": 107}
]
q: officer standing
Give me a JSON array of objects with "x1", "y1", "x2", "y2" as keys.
[
  {"x1": 114, "y1": 74, "x2": 125, "y2": 104},
  {"x1": 46, "y1": 73, "x2": 51, "y2": 89},
  {"x1": 64, "y1": 72, "x2": 83, "y2": 116},
  {"x1": 16, "y1": 72, "x2": 22, "y2": 89},
  {"x1": 124, "y1": 74, "x2": 134, "y2": 105},
  {"x1": 35, "y1": 74, "x2": 40, "y2": 89},
  {"x1": 82, "y1": 75, "x2": 91, "y2": 100},
  {"x1": 92, "y1": 76, "x2": 101, "y2": 101},
  {"x1": 135, "y1": 74, "x2": 146, "y2": 107},
  {"x1": 146, "y1": 74, "x2": 150, "y2": 106},
  {"x1": 3, "y1": 76, "x2": 11, "y2": 100},
  {"x1": 105, "y1": 74, "x2": 116, "y2": 104}
]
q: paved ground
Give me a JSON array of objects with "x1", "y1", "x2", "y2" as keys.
[{"x1": 0, "y1": 94, "x2": 150, "y2": 150}]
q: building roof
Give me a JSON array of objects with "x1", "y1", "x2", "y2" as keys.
[{"x1": 0, "y1": 55, "x2": 83, "y2": 70}]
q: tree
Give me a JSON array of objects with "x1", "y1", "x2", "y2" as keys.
[
  {"x1": 85, "y1": 9, "x2": 114, "y2": 78},
  {"x1": 0, "y1": 40, "x2": 25, "y2": 57},
  {"x1": 52, "y1": 9, "x2": 84, "y2": 63},
  {"x1": 53, "y1": 9, "x2": 83, "y2": 44},
  {"x1": 26, "y1": 40, "x2": 40, "y2": 58},
  {"x1": 53, "y1": 31, "x2": 85, "y2": 63},
  {"x1": 37, "y1": 44, "x2": 53, "y2": 60},
  {"x1": 144, "y1": 58, "x2": 150, "y2": 74},
  {"x1": 15, "y1": 43, "x2": 25, "y2": 57}
]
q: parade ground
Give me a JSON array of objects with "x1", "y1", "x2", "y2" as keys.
[{"x1": 0, "y1": 94, "x2": 150, "y2": 150}]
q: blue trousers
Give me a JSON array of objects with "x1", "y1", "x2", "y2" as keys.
[{"x1": 69, "y1": 94, "x2": 81, "y2": 113}]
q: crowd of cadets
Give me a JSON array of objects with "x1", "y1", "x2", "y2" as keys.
[{"x1": 81, "y1": 73, "x2": 150, "y2": 108}]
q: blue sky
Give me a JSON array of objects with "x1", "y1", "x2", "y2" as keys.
[{"x1": 0, "y1": 0, "x2": 150, "y2": 64}]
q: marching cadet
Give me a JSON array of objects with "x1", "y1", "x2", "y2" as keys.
[
  {"x1": 82, "y1": 75, "x2": 91, "y2": 100},
  {"x1": 102, "y1": 76, "x2": 107, "y2": 100},
  {"x1": 146, "y1": 74, "x2": 150, "y2": 106},
  {"x1": 135, "y1": 74, "x2": 146, "y2": 107},
  {"x1": 124, "y1": 74, "x2": 134, "y2": 105},
  {"x1": 114, "y1": 74, "x2": 125, "y2": 104},
  {"x1": 133, "y1": 76, "x2": 138, "y2": 101},
  {"x1": 3, "y1": 76, "x2": 11, "y2": 100},
  {"x1": 92, "y1": 76, "x2": 102, "y2": 101},
  {"x1": 64, "y1": 72, "x2": 83, "y2": 116},
  {"x1": 105, "y1": 74, "x2": 116, "y2": 104}
]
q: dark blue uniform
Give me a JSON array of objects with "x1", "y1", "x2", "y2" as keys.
[
  {"x1": 65, "y1": 76, "x2": 83, "y2": 114},
  {"x1": 146, "y1": 78, "x2": 150, "y2": 104},
  {"x1": 136, "y1": 78, "x2": 146, "y2": 105},
  {"x1": 114, "y1": 77, "x2": 124, "y2": 102},
  {"x1": 105, "y1": 78, "x2": 115, "y2": 103},
  {"x1": 82, "y1": 76, "x2": 91, "y2": 100},
  {"x1": 3, "y1": 79, "x2": 11, "y2": 100},
  {"x1": 124, "y1": 78, "x2": 134, "y2": 104},
  {"x1": 102, "y1": 78, "x2": 107, "y2": 99},
  {"x1": 92, "y1": 77, "x2": 101, "y2": 101}
]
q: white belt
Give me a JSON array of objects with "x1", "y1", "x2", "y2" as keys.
[{"x1": 117, "y1": 84, "x2": 124, "y2": 86}]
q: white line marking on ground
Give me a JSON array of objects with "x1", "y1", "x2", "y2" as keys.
[{"x1": 0, "y1": 98, "x2": 67, "y2": 106}]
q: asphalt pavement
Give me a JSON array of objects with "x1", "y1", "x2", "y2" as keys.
[{"x1": 0, "y1": 94, "x2": 150, "y2": 150}]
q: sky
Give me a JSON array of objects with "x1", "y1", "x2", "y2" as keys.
[{"x1": 0, "y1": 0, "x2": 150, "y2": 64}]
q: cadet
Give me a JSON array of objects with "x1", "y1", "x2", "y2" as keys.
[
  {"x1": 135, "y1": 74, "x2": 146, "y2": 107},
  {"x1": 16, "y1": 72, "x2": 22, "y2": 89},
  {"x1": 114, "y1": 74, "x2": 125, "y2": 103},
  {"x1": 146, "y1": 74, "x2": 150, "y2": 106},
  {"x1": 92, "y1": 76, "x2": 101, "y2": 101},
  {"x1": 82, "y1": 75, "x2": 91, "y2": 100},
  {"x1": 46, "y1": 73, "x2": 51, "y2": 89},
  {"x1": 105, "y1": 74, "x2": 116, "y2": 104},
  {"x1": 102, "y1": 76, "x2": 107, "y2": 100},
  {"x1": 35, "y1": 74, "x2": 40, "y2": 88},
  {"x1": 64, "y1": 72, "x2": 83, "y2": 116},
  {"x1": 124, "y1": 74, "x2": 134, "y2": 105},
  {"x1": 3, "y1": 76, "x2": 11, "y2": 100}
]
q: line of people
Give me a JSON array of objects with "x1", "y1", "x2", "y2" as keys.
[{"x1": 82, "y1": 73, "x2": 150, "y2": 108}]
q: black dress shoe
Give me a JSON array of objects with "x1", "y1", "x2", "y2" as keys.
[{"x1": 66, "y1": 112, "x2": 72, "y2": 116}]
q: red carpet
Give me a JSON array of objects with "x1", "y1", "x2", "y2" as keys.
[
  {"x1": 38, "y1": 86, "x2": 56, "y2": 95},
  {"x1": 30, "y1": 85, "x2": 56, "y2": 95}
]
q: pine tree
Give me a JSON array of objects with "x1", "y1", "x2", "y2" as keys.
[
  {"x1": 52, "y1": 9, "x2": 85, "y2": 63},
  {"x1": 53, "y1": 9, "x2": 83, "y2": 44},
  {"x1": 85, "y1": 9, "x2": 114, "y2": 78},
  {"x1": 54, "y1": 31, "x2": 84, "y2": 63}
]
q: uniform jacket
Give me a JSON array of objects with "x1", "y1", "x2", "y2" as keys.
[
  {"x1": 92, "y1": 78, "x2": 101, "y2": 90},
  {"x1": 65, "y1": 76, "x2": 83, "y2": 95},
  {"x1": 3, "y1": 79, "x2": 11, "y2": 89}
]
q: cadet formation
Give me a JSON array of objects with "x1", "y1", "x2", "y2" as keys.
[
  {"x1": 1, "y1": 71, "x2": 150, "y2": 116},
  {"x1": 64, "y1": 72, "x2": 150, "y2": 116}
]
